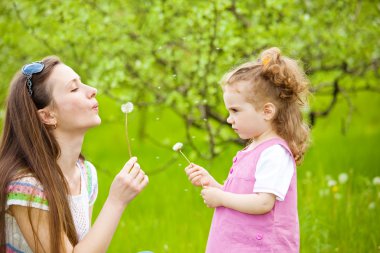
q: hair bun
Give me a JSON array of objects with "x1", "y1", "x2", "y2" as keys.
[
  {"x1": 260, "y1": 47, "x2": 308, "y2": 101},
  {"x1": 261, "y1": 47, "x2": 281, "y2": 68}
]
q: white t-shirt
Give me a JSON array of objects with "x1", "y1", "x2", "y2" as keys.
[{"x1": 253, "y1": 144, "x2": 295, "y2": 201}]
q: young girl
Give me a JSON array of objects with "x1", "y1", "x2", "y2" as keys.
[
  {"x1": 185, "y1": 47, "x2": 310, "y2": 252},
  {"x1": 0, "y1": 56, "x2": 149, "y2": 253}
]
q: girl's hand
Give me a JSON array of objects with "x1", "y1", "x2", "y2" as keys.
[
  {"x1": 185, "y1": 163, "x2": 214, "y2": 187},
  {"x1": 201, "y1": 186, "x2": 224, "y2": 208},
  {"x1": 108, "y1": 157, "x2": 149, "y2": 208}
]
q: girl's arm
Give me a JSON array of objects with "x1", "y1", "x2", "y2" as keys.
[
  {"x1": 201, "y1": 187, "x2": 276, "y2": 215},
  {"x1": 11, "y1": 157, "x2": 148, "y2": 253},
  {"x1": 185, "y1": 163, "x2": 222, "y2": 189}
]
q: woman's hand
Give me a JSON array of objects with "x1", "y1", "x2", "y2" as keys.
[
  {"x1": 108, "y1": 157, "x2": 149, "y2": 208},
  {"x1": 184, "y1": 163, "x2": 221, "y2": 188}
]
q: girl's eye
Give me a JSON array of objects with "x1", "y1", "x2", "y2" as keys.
[
  {"x1": 71, "y1": 88, "x2": 78, "y2": 92},
  {"x1": 231, "y1": 108, "x2": 238, "y2": 113}
]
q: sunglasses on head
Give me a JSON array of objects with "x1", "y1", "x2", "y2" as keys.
[{"x1": 21, "y1": 61, "x2": 45, "y2": 96}]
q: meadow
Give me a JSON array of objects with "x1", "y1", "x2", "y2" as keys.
[
  {"x1": 82, "y1": 91, "x2": 380, "y2": 253},
  {"x1": 0, "y1": 1, "x2": 379, "y2": 252}
]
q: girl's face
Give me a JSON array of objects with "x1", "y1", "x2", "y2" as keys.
[
  {"x1": 44, "y1": 64, "x2": 101, "y2": 132},
  {"x1": 223, "y1": 83, "x2": 271, "y2": 140}
]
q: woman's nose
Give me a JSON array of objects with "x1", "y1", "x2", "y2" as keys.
[{"x1": 88, "y1": 85, "x2": 97, "y2": 98}]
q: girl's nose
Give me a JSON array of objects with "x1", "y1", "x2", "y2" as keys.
[{"x1": 226, "y1": 115, "x2": 233, "y2": 124}]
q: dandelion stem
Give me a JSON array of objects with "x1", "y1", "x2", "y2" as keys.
[
  {"x1": 125, "y1": 113, "x2": 132, "y2": 158},
  {"x1": 179, "y1": 150, "x2": 191, "y2": 164}
]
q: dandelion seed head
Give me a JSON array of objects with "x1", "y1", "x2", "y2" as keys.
[
  {"x1": 328, "y1": 179, "x2": 337, "y2": 187},
  {"x1": 338, "y1": 173, "x2": 349, "y2": 184},
  {"x1": 121, "y1": 102, "x2": 134, "y2": 113},
  {"x1": 373, "y1": 176, "x2": 380, "y2": 185},
  {"x1": 172, "y1": 142, "x2": 183, "y2": 151}
]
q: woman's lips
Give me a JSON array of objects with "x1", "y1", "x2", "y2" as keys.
[{"x1": 92, "y1": 103, "x2": 99, "y2": 111}]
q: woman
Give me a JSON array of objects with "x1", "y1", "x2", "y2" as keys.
[{"x1": 0, "y1": 56, "x2": 149, "y2": 253}]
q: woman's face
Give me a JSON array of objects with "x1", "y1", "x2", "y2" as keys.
[{"x1": 44, "y1": 63, "x2": 101, "y2": 133}]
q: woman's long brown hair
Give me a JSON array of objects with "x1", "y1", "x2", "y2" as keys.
[{"x1": 0, "y1": 56, "x2": 78, "y2": 252}]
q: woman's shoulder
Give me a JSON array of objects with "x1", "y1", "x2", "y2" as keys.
[
  {"x1": 78, "y1": 159, "x2": 98, "y2": 182},
  {"x1": 84, "y1": 160, "x2": 97, "y2": 173},
  {"x1": 77, "y1": 157, "x2": 97, "y2": 171},
  {"x1": 6, "y1": 173, "x2": 49, "y2": 210},
  {"x1": 77, "y1": 158, "x2": 98, "y2": 205},
  {"x1": 8, "y1": 173, "x2": 44, "y2": 190}
]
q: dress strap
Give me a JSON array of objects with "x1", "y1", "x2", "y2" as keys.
[{"x1": 77, "y1": 160, "x2": 92, "y2": 198}]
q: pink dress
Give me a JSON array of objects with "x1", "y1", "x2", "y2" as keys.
[{"x1": 206, "y1": 138, "x2": 299, "y2": 253}]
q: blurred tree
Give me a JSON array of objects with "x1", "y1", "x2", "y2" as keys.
[{"x1": 0, "y1": 0, "x2": 379, "y2": 158}]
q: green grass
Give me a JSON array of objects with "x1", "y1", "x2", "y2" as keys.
[{"x1": 83, "y1": 92, "x2": 380, "y2": 253}]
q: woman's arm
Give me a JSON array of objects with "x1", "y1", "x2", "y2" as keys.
[
  {"x1": 10, "y1": 157, "x2": 148, "y2": 253},
  {"x1": 77, "y1": 157, "x2": 149, "y2": 253},
  {"x1": 10, "y1": 199, "x2": 132, "y2": 253},
  {"x1": 74, "y1": 198, "x2": 131, "y2": 253},
  {"x1": 9, "y1": 205, "x2": 55, "y2": 252},
  {"x1": 201, "y1": 187, "x2": 276, "y2": 215}
]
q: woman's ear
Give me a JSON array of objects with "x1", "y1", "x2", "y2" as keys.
[
  {"x1": 263, "y1": 103, "x2": 276, "y2": 120},
  {"x1": 37, "y1": 108, "x2": 56, "y2": 126}
]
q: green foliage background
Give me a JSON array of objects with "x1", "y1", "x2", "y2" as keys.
[{"x1": 1, "y1": 1, "x2": 379, "y2": 252}]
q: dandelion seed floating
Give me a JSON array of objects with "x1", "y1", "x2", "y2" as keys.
[
  {"x1": 172, "y1": 142, "x2": 191, "y2": 164},
  {"x1": 121, "y1": 102, "x2": 134, "y2": 158}
]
